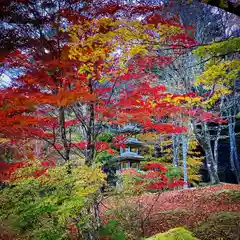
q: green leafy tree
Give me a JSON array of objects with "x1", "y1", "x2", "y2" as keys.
[{"x1": 0, "y1": 161, "x2": 105, "y2": 239}]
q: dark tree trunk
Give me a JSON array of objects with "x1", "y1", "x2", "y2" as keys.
[
  {"x1": 59, "y1": 106, "x2": 70, "y2": 161},
  {"x1": 86, "y1": 79, "x2": 95, "y2": 166},
  {"x1": 86, "y1": 103, "x2": 95, "y2": 166},
  {"x1": 204, "y1": 140, "x2": 220, "y2": 184},
  {"x1": 194, "y1": 123, "x2": 220, "y2": 184},
  {"x1": 198, "y1": 137, "x2": 220, "y2": 184}
]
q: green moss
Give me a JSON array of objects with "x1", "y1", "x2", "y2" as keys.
[
  {"x1": 197, "y1": 182, "x2": 213, "y2": 187},
  {"x1": 215, "y1": 189, "x2": 240, "y2": 202},
  {"x1": 158, "y1": 209, "x2": 188, "y2": 215},
  {"x1": 145, "y1": 227, "x2": 198, "y2": 240},
  {"x1": 193, "y1": 212, "x2": 240, "y2": 240}
]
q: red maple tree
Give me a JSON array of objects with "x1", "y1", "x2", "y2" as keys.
[{"x1": 0, "y1": 1, "x2": 225, "y2": 168}]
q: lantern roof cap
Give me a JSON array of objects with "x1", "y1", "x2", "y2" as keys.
[
  {"x1": 113, "y1": 151, "x2": 145, "y2": 162},
  {"x1": 124, "y1": 137, "x2": 146, "y2": 147},
  {"x1": 117, "y1": 125, "x2": 141, "y2": 133}
]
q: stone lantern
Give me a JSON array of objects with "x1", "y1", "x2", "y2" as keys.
[{"x1": 114, "y1": 137, "x2": 147, "y2": 173}]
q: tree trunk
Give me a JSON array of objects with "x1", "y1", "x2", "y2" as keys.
[
  {"x1": 93, "y1": 199, "x2": 101, "y2": 231},
  {"x1": 197, "y1": 135, "x2": 220, "y2": 185},
  {"x1": 194, "y1": 123, "x2": 220, "y2": 184},
  {"x1": 172, "y1": 134, "x2": 180, "y2": 167},
  {"x1": 213, "y1": 135, "x2": 220, "y2": 174},
  {"x1": 231, "y1": 95, "x2": 240, "y2": 173},
  {"x1": 213, "y1": 96, "x2": 224, "y2": 170},
  {"x1": 86, "y1": 103, "x2": 95, "y2": 166},
  {"x1": 204, "y1": 140, "x2": 220, "y2": 184},
  {"x1": 59, "y1": 106, "x2": 70, "y2": 161},
  {"x1": 86, "y1": 79, "x2": 95, "y2": 166},
  {"x1": 181, "y1": 134, "x2": 188, "y2": 188},
  {"x1": 228, "y1": 113, "x2": 240, "y2": 183}
]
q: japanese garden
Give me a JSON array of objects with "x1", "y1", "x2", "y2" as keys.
[{"x1": 0, "y1": 0, "x2": 240, "y2": 239}]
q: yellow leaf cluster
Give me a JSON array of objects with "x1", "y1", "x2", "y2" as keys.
[
  {"x1": 193, "y1": 59, "x2": 240, "y2": 107},
  {"x1": 194, "y1": 37, "x2": 240, "y2": 107},
  {"x1": 67, "y1": 17, "x2": 183, "y2": 82},
  {"x1": 138, "y1": 133, "x2": 158, "y2": 142},
  {"x1": 195, "y1": 59, "x2": 240, "y2": 87}
]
